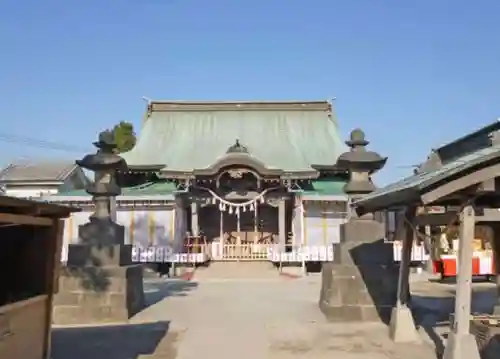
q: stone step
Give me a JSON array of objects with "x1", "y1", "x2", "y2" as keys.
[{"x1": 192, "y1": 261, "x2": 279, "y2": 280}]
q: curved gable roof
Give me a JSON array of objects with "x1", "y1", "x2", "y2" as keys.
[{"x1": 122, "y1": 100, "x2": 345, "y2": 176}]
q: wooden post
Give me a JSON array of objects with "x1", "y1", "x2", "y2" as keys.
[
  {"x1": 300, "y1": 199, "x2": 307, "y2": 275},
  {"x1": 191, "y1": 201, "x2": 199, "y2": 236},
  {"x1": 424, "y1": 225, "x2": 435, "y2": 273},
  {"x1": 443, "y1": 204, "x2": 480, "y2": 359},
  {"x1": 254, "y1": 202, "x2": 258, "y2": 242},
  {"x1": 399, "y1": 215, "x2": 414, "y2": 305},
  {"x1": 219, "y1": 207, "x2": 224, "y2": 259},
  {"x1": 43, "y1": 219, "x2": 64, "y2": 359},
  {"x1": 389, "y1": 207, "x2": 420, "y2": 343},
  {"x1": 278, "y1": 198, "x2": 286, "y2": 251}
]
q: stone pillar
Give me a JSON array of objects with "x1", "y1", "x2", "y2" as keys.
[
  {"x1": 278, "y1": 198, "x2": 286, "y2": 251},
  {"x1": 52, "y1": 131, "x2": 145, "y2": 325},
  {"x1": 319, "y1": 129, "x2": 397, "y2": 323},
  {"x1": 109, "y1": 197, "x2": 117, "y2": 222},
  {"x1": 191, "y1": 201, "x2": 199, "y2": 236}
]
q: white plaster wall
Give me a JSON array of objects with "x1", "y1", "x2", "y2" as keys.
[
  {"x1": 5, "y1": 187, "x2": 59, "y2": 198},
  {"x1": 303, "y1": 200, "x2": 347, "y2": 246},
  {"x1": 60, "y1": 207, "x2": 184, "y2": 262}
]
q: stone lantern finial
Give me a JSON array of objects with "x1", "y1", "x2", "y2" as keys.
[{"x1": 336, "y1": 128, "x2": 387, "y2": 196}]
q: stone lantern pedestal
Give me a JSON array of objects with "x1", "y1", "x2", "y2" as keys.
[
  {"x1": 52, "y1": 132, "x2": 145, "y2": 325},
  {"x1": 319, "y1": 129, "x2": 398, "y2": 323}
]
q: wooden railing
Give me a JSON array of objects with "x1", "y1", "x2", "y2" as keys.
[{"x1": 221, "y1": 244, "x2": 271, "y2": 261}]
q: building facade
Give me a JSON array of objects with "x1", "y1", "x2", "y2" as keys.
[
  {"x1": 47, "y1": 100, "x2": 351, "y2": 264},
  {"x1": 0, "y1": 161, "x2": 89, "y2": 199}
]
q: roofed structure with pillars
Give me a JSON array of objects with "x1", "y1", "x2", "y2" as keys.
[
  {"x1": 46, "y1": 100, "x2": 352, "y2": 267},
  {"x1": 352, "y1": 121, "x2": 500, "y2": 359}
]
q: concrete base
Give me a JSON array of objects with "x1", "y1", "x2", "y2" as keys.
[
  {"x1": 443, "y1": 333, "x2": 480, "y2": 359},
  {"x1": 388, "y1": 305, "x2": 420, "y2": 343},
  {"x1": 53, "y1": 265, "x2": 145, "y2": 325},
  {"x1": 319, "y1": 219, "x2": 398, "y2": 323},
  {"x1": 319, "y1": 262, "x2": 396, "y2": 322}
]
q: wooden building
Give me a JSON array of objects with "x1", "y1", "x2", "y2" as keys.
[
  {"x1": 45, "y1": 100, "x2": 350, "y2": 264},
  {"x1": 0, "y1": 160, "x2": 89, "y2": 199},
  {"x1": 0, "y1": 195, "x2": 78, "y2": 359},
  {"x1": 352, "y1": 121, "x2": 500, "y2": 357}
]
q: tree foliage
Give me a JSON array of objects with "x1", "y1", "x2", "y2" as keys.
[{"x1": 110, "y1": 121, "x2": 137, "y2": 153}]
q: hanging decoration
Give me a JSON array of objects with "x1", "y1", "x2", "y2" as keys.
[{"x1": 197, "y1": 186, "x2": 280, "y2": 214}]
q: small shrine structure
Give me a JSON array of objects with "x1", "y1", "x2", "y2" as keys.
[
  {"x1": 0, "y1": 195, "x2": 78, "y2": 359},
  {"x1": 352, "y1": 121, "x2": 500, "y2": 359}
]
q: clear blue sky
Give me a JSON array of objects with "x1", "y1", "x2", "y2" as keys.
[{"x1": 1, "y1": 0, "x2": 499, "y2": 184}]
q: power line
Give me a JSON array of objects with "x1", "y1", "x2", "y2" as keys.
[{"x1": 0, "y1": 132, "x2": 90, "y2": 153}]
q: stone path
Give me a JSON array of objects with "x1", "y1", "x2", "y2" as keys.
[
  {"x1": 52, "y1": 266, "x2": 495, "y2": 359},
  {"x1": 127, "y1": 264, "x2": 437, "y2": 359}
]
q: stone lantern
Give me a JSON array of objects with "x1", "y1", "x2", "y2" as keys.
[
  {"x1": 319, "y1": 128, "x2": 397, "y2": 323},
  {"x1": 336, "y1": 128, "x2": 387, "y2": 198},
  {"x1": 72, "y1": 130, "x2": 128, "y2": 248},
  {"x1": 53, "y1": 131, "x2": 145, "y2": 325}
]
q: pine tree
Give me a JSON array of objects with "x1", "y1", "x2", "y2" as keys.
[{"x1": 111, "y1": 121, "x2": 136, "y2": 153}]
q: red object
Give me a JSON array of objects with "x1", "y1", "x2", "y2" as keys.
[
  {"x1": 279, "y1": 272, "x2": 301, "y2": 279},
  {"x1": 433, "y1": 255, "x2": 494, "y2": 277},
  {"x1": 178, "y1": 270, "x2": 194, "y2": 281}
]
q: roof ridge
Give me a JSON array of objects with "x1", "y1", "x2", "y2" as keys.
[
  {"x1": 148, "y1": 100, "x2": 332, "y2": 113},
  {"x1": 149, "y1": 99, "x2": 331, "y2": 104}
]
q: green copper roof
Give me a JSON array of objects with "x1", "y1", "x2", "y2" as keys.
[
  {"x1": 354, "y1": 144, "x2": 500, "y2": 213},
  {"x1": 121, "y1": 101, "x2": 345, "y2": 175},
  {"x1": 304, "y1": 180, "x2": 346, "y2": 196},
  {"x1": 52, "y1": 181, "x2": 177, "y2": 198}
]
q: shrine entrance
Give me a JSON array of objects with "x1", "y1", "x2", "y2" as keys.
[
  {"x1": 220, "y1": 203, "x2": 279, "y2": 261},
  {"x1": 198, "y1": 198, "x2": 284, "y2": 261},
  {"x1": 191, "y1": 160, "x2": 292, "y2": 261}
]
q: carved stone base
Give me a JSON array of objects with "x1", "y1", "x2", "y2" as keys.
[
  {"x1": 319, "y1": 262, "x2": 398, "y2": 322},
  {"x1": 53, "y1": 265, "x2": 145, "y2": 325},
  {"x1": 319, "y1": 219, "x2": 398, "y2": 323}
]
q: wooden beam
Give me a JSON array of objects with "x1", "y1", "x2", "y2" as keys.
[
  {"x1": 415, "y1": 208, "x2": 500, "y2": 225},
  {"x1": 414, "y1": 213, "x2": 459, "y2": 226},
  {"x1": 0, "y1": 212, "x2": 52, "y2": 226},
  {"x1": 421, "y1": 162, "x2": 500, "y2": 205},
  {"x1": 477, "y1": 178, "x2": 496, "y2": 192}
]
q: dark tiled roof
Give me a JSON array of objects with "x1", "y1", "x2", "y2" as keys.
[{"x1": 0, "y1": 161, "x2": 78, "y2": 182}]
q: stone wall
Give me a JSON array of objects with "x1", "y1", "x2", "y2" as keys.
[{"x1": 53, "y1": 265, "x2": 144, "y2": 325}]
